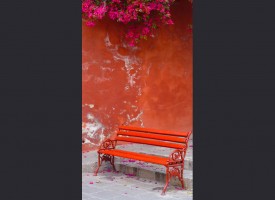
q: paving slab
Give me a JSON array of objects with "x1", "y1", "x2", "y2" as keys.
[{"x1": 82, "y1": 172, "x2": 193, "y2": 200}]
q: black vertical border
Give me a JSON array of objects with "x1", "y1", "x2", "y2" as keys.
[
  {"x1": 194, "y1": 0, "x2": 275, "y2": 199},
  {"x1": 0, "y1": 0, "x2": 81, "y2": 200}
]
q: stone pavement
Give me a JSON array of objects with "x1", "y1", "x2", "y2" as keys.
[
  {"x1": 82, "y1": 138, "x2": 193, "y2": 188},
  {"x1": 82, "y1": 172, "x2": 193, "y2": 200},
  {"x1": 82, "y1": 138, "x2": 193, "y2": 199}
]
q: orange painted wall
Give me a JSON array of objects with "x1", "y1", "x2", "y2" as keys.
[{"x1": 82, "y1": 0, "x2": 192, "y2": 152}]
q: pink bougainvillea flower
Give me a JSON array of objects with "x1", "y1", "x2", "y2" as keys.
[
  {"x1": 82, "y1": 0, "x2": 176, "y2": 46},
  {"x1": 86, "y1": 21, "x2": 95, "y2": 27},
  {"x1": 166, "y1": 19, "x2": 174, "y2": 25},
  {"x1": 142, "y1": 27, "x2": 150, "y2": 35}
]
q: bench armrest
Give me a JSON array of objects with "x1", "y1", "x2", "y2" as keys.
[
  {"x1": 168, "y1": 131, "x2": 191, "y2": 164},
  {"x1": 99, "y1": 139, "x2": 116, "y2": 150},
  {"x1": 168, "y1": 149, "x2": 186, "y2": 164}
]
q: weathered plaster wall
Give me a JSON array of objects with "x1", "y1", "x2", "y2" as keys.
[{"x1": 82, "y1": 0, "x2": 192, "y2": 152}]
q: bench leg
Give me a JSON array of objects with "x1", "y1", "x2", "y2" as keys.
[
  {"x1": 161, "y1": 165, "x2": 184, "y2": 195},
  {"x1": 94, "y1": 152, "x2": 101, "y2": 176},
  {"x1": 94, "y1": 154, "x2": 117, "y2": 176},
  {"x1": 175, "y1": 165, "x2": 185, "y2": 190},
  {"x1": 161, "y1": 167, "x2": 171, "y2": 195},
  {"x1": 110, "y1": 156, "x2": 117, "y2": 172},
  {"x1": 180, "y1": 165, "x2": 184, "y2": 189}
]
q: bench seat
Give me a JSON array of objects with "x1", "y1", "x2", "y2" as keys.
[{"x1": 99, "y1": 149, "x2": 169, "y2": 165}]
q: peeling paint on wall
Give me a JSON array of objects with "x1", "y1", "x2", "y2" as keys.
[
  {"x1": 82, "y1": 0, "x2": 192, "y2": 152},
  {"x1": 82, "y1": 113, "x2": 106, "y2": 145}
]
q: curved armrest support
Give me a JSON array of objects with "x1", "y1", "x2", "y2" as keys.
[
  {"x1": 167, "y1": 149, "x2": 185, "y2": 164},
  {"x1": 99, "y1": 139, "x2": 116, "y2": 150}
]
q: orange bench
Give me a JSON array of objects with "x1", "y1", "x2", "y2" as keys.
[{"x1": 94, "y1": 126, "x2": 192, "y2": 195}]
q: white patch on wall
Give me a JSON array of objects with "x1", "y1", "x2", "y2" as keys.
[
  {"x1": 102, "y1": 33, "x2": 145, "y2": 127},
  {"x1": 101, "y1": 66, "x2": 114, "y2": 72},
  {"x1": 104, "y1": 33, "x2": 112, "y2": 47},
  {"x1": 147, "y1": 64, "x2": 152, "y2": 75},
  {"x1": 83, "y1": 113, "x2": 105, "y2": 139},
  {"x1": 92, "y1": 66, "x2": 114, "y2": 83},
  {"x1": 82, "y1": 50, "x2": 89, "y2": 57},
  {"x1": 104, "y1": 34, "x2": 142, "y2": 89},
  {"x1": 126, "y1": 110, "x2": 144, "y2": 127},
  {"x1": 82, "y1": 104, "x2": 94, "y2": 109},
  {"x1": 138, "y1": 88, "x2": 142, "y2": 96},
  {"x1": 99, "y1": 134, "x2": 106, "y2": 144},
  {"x1": 94, "y1": 76, "x2": 111, "y2": 83},
  {"x1": 83, "y1": 138, "x2": 96, "y2": 146},
  {"x1": 104, "y1": 60, "x2": 112, "y2": 64},
  {"x1": 82, "y1": 62, "x2": 89, "y2": 71}
]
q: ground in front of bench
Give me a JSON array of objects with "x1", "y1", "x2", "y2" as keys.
[
  {"x1": 83, "y1": 143, "x2": 193, "y2": 190},
  {"x1": 82, "y1": 172, "x2": 193, "y2": 200},
  {"x1": 82, "y1": 139, "x2": 193, "y2": 190}
]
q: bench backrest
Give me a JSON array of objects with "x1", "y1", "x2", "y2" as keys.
[{"x1": 115, "y1": 126, "x2": 192, "y2": 150}]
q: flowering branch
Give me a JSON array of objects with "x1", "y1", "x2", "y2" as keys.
[{"x1": 82, "y1": 0, "x2": 177, "y2": 46}]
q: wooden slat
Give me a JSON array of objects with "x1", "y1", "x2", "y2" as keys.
[
  {"x1": 117, "y1": 131, "x2": 186, "y2": 143},
  {"x1": 119, "y1": 126, "x2": 189, "y2": 137},
  {"x1": 99, "y1": 149, "x2": 169, "y2": 165},
  {"x1": 116, "y1": 136, "x2": 185, "y2": 149}
]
